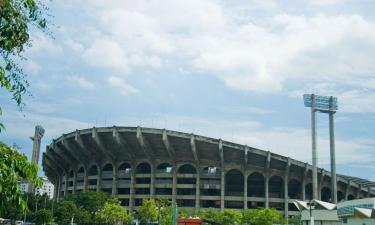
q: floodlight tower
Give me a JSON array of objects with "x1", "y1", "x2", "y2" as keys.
[
  {"x1": 28, "y1": 125, "x2": 45, "y2": 193},
  {"x1": 303, "y1": 94, "x2": 338, "y2": 203}
]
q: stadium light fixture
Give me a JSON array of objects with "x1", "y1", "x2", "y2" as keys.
[{"x1": 303, "y1": 94, "x2": 338, "y2": 204}]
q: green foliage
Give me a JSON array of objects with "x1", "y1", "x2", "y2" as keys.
[
  {"x1": 241, "y1": 208, "x2": 282, "y2": 225},
  {"x1": 138, "y1": 199, "x2": 158, "y2": 224},
  {"x1": 54, "y1": 200, "x2": 77, "y2": 225},
  {"x1": 217, "y1": 209, "x2": 242, "y2": 225},
  {"x1": 95, "y1": 199, "x2": 133, "y2": 225},
  {"x1": 33, "y1": 209, "x2": 53, "y2": 225},
  {"x1": 0, "y1": 0, "x2": 48, "y2": 110},
  {"x1": 64, "y1": 191, "x2": 110, "y2": 223},
  {"x1": 0, "y1": 142, "x2": 42, "y2": 217},
  {"x1": 289, "y1": 215, "x2": 302, "y2": 225}
]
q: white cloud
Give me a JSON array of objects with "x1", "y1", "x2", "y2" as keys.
[
  {"x1": 107, "y1": 76, "x2": 138, "y2": 94},
  {"x1": 82, "y1": 38, "x2": 128, "y2": 71},
  {"x1": 59, "y1": 0, "x2": 375, "y2": 112},
  {"x1": 66, "y1": 75, "x2": 96, "y2": 90}
]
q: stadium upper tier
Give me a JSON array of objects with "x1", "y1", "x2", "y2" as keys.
[{"x1": 42, "y1": 126, "x2": 375, "y2": 215}]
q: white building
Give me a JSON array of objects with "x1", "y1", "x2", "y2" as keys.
[{"x1": 20, "y1": 177, "x2": 54, "y2": 199}]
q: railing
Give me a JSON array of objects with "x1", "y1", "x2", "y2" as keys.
[
  {"x1": 118, "y1": 179, "x2": 131, "y2": 184},
  {"x1": 101, "y1": 180, "x2": 113, "y2": 185},
  {"x1": 77, "y1": 173, "x2": 84, "y2": 178}
]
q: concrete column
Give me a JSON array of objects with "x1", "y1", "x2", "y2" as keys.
[
  {"x1": 112, "y1": 164, "x2": 117, "y2": 196},
  {"x1": 64, "y1": 174, "x2": 68, "y2": 196},
  {"x1": 172, "y1": 167, "x2": 177, "y2": 204},
  {"x1": 97, "y1": 167, "x2": 102, "y2": 192},
  {"x1": 221, "y1": 170, "x2": 225, "y2": 210},
  {"x1": 56, "y1": 178, "x2": 60, "y2": 200},
  {"x1": 284, "y1": 177, "x2": 289, "y2": 220},
  {"x1": 73, "y1": 171, "x2": 77, "y2": 194},
  {"x1": 244, "y1": 171, "x2": 248, "y2": 209},
  {"x1": 195, "y1": 170, "x2": 200, "y2": 213},
  {"x1": 357, "y1": 186, "x2": 361, "y2": 199},
  {"x1": 302, "y1": 178, "x2": 306, "y2": 201},
  {"x1": 345, "y1": 182, "x2": 350, "y2": 200},
  {"x1": 265, "y1": 175, "x2": 269, "y2": 208},
  {"x1": 329, "y1": 110, "x2": 337, "y2": 204},
  {"x1": 129, "y1": 169, "x2": 135, "y2": 211},
  {"x1": 150, "y1": 163, "x2": 155, "y2": 198},
  {"x1": 311, "y1": 95, "x2": 318, "y2": 200},
  {"x1": 84, "y1": 167, "x2": 88, "y2": 191}
]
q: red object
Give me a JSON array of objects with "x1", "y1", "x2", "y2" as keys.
[{"x1": 177, "y1": 218, "x2": 205, "y2": 225}]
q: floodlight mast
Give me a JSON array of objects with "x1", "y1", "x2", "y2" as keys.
[{"x1": 303, "y1": 94, "x2": 338, "y2": 204}]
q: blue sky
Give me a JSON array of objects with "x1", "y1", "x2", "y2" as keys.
[{"x1": 1, "y1": 0, "x2": 375, "y2": 180}]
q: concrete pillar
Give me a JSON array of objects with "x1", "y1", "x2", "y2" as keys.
[
  {"x1": 172, "y1": 167, "x2": 177, "y2": 204},
  {"x1": 357, "y1": 185, "x2": 361, "y2": 199},
  {"x1": 329, "y1": 110, "x2": 337, "y2": 204},
  {"x1": 221, "y1": 170, "x2": 225, "y2": 210},
  {"x1": 311, "y1": 95, "x2": 318, "y2": 200},
  {"x1": 73, "y1": 171, "x2": 77, "y2": 194},
  {"x1": 345, "y1": 182, "x2": 350, "y2": 200},
  {"x1": 112, "y1": 164, "x2": 117, "y2": 196},
  {"x1": 195, "y1": 170, "x2": 200, "y2": 213},
  {"x1": 129, "y1": 168, "x2": 135, "y2": 211},
  {"x1": 150, "y1": 163, "x2": 155, "y2": 198},
  {"x1": 56, "y1": 177, "x2": 60, "y2": 200},
  {"x1": 302, "y1": 178, "x2": 306, "y2": 201},
  {"x1": 244, "y1": 171, "x2": 248, "y2": 209},
  {"x1": 64, "y1": 174, "x2": 68, "y2": 196},
  {"x1": 84, "y1": 167, "x2": 88, "y2": 191},
  {"x1": 97, "y1": 167, "x2": 102, "y2": 192},
  {"x1": 284, "y1": 177, "x2": 288, "y2": 220},
  {"x1": 265, "y1": 175, "x2": 269, "y2": 208}
]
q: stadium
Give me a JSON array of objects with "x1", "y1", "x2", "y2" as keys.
[{"x1": 42, "y1": 126, "x2": 375, "y2": 216}]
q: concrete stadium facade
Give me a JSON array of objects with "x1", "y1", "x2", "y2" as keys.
[{"x1": 42, "y1": 126, "x2": 375, "y2": 216}]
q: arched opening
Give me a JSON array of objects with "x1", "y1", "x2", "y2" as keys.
[
  {"x1": 88, "y1": 165, "x2": 98, "y2": 190},
  {"x1": 135, "y1": 162, "x2": 151, "y2": 201},
  {"x1": 68, "y1": 170, "x2": 74, "y2": 189},
  {"x1": 89, "y1": 165, "x2": 98, "y2": 176},
  {"x1": 247, "y1": 172, "x2": 265, "y2": 209},
  {"x1": 156, "y1": 163, "x2": 173, "y2": 173},
  {"x1": 178, "y1": 164, "x2": 197, "y2": 174},
  {"x1": 202, "y1": 166, "x2": 220, "y2": 175},
  {"x1": 177, "y1": 164, "x2": 197, "y2": 207},
  {"x1": 337, "y1": 191, "x2": 345, "y2": 202},
  {"x1": 101, "y1": 164, "x2": 113, "y2": 193},
  {"x1": 305, "y1": 183, "x2": 312, "y2": 200},
  {"x1": 136, "y1": 162, "x2": 151, "y2": 174},
  {"x1": 247, "y1": 172, "x2": 265, "y2": 197},
  {"x1": 76, "y1": 167, "x2": 85, "y2": 189},
  {"x1": 118, "y1": 163, "x2": 131, "y2": 174},
  {"x1": 225, "y1": 169, "x2": 244, "y2": 209},
  {"x1": 347, "y1": 194, "x2": 354, "y2": 200},
  {"x1": 288, "y1": 179, "x2": 301, "y2": 199},
  {"x1": 117, "y1": 163, "x2": 131, "y2": 196},
  {"x1": 200, "y1": 166, "x2": 221, "y2": 208},
  {"x1": 102, "y1": 163, "x2": 113, "y2": 175},
  {"x1": 269, "y1": 176, "x2": 284, "y2": 198},
  {"x1": 155, "y1": 163, "x2": 173, "y2": 196},
  {"x1": 321, "y1": 187, "x2": 331, "y2": 202}
]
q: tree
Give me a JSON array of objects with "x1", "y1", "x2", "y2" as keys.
[
  {"x1": 138, "y1": 199, "x2": 158, "y2": 224},
  {"x1": 241, "y1": 208, "x2": 282, "y2": 225},
  {"x1": 0, "y1": 0, "x2": 49, "y2": 218},
  {"x1": 217, "y1": 209, "x2": 242, "y2": 225},
  {"x1": 0, "y1": 142, "x2": 42, "y2": 217},
  {"x1": 0, "y1": 0, "x2": 47, "y2": 116},
  {"x1": 54, "y1": 200, "x2": 77, "y2": 225},
  {"x1": 65, "y1": 191, "x2": 110, "y2": 223},
  {"x1": 95, "y1": 199, "x2": 133, "y2": 225},
  {"x1": 33, "y1": 209, "x2": 53, "y2": 225}
]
